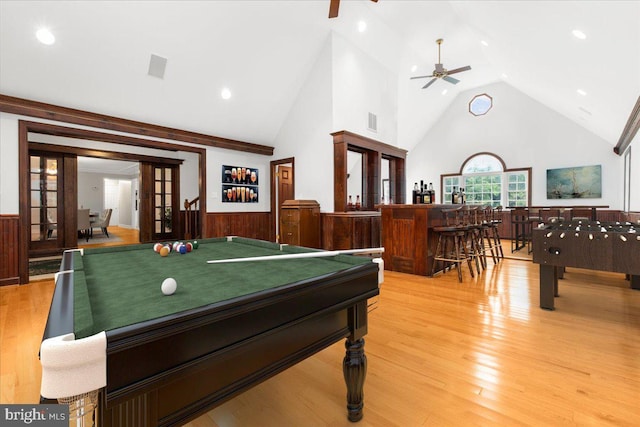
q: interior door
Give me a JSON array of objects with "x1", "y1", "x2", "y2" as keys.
[
  {"x1": 139, "y1": 162, "x2": 180, "y2": 242},
  {"x1": 277, "y1": 165, "x2": 294, "y2": 242},
  {"x1": 28, "y1": 154, "x2": 64, "y2": 252}
]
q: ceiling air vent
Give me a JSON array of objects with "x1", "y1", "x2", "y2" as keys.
[
  {"x1": 148, "y1": 54, "x2": 167, "y2": 79},
  {"x1": 367, "y1": 112, "x2": 377, "y2": 132}
]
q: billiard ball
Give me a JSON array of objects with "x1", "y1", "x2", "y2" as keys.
[
  {"x1": 153, "y1": 243, "x2": 162, "y2": 253},
  {"x1": 164, "y1": 244, "x2": 172, "y2": 253},
  {"x1": 186, "y1": 242, "x2": 193, "y2": 252},
  {"x1": 179, "y1": 245, "x2": 187, "y2": 254},
  {"x1": 192, "y1": 241, "x2": 199, "y2": 249},
  {"x1": 159, "y1": 246, "x2": 170, "y2": 257},
  {"x1": 161, "y1": 278, "x2": 177, "y2": 295}
]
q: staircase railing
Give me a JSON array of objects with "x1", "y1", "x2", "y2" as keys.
[{"x1": 183, "y1": 197, "x2": 200, "y2": 240}]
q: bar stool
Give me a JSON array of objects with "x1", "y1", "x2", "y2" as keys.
[
  {"x1": 489, "y1": 206, "x2": 504, "y2": 260},
  {"x1": 431, "y1": 207, "x2": 475, "y2": 282},
  {"x1": 463, "y1": 206, "x2": 484, "y2": 274},
  {"x1": 510, "y1": 208, "x2": 529, "y2": 252},
  {"x1": 478, "y1": 206, "x2": 499, "y2": 264}
]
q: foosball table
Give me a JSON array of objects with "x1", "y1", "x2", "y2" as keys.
[{"x1": 532, "y1": 220, "x2": 640, "y2": 310}]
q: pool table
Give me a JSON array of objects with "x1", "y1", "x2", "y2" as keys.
[{"x1": 42, "y1": 237, "x2": 380, "y2": 426}]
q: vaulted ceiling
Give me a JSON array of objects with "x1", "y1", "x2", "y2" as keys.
[{"x1": 1, "y1": 1, "x2": 638, "y2": 150}]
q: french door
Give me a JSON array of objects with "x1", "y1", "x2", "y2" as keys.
[
  {"x1": 140, "y1": 162, "x2": 180, "y2": 242},
  {"x1": 28, "y1": 152, "x2": 77, "y2": 254}
]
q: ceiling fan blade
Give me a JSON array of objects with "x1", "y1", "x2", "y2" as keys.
[
  {"x1": 443, "y1": 75, "x2": 460, "y2": 85},
  {"x1": 329, "y1": 0, "x2": 340, "y2": 18},
  {"x1": 447, "y1": 65, "x2": 471, "y2": 75},
  {"x1": 422, "y1": 78, "x2": 437, "y2": 89},
  {"x1": 410, "y1": 74, "x2": 435, "y2": 80}
]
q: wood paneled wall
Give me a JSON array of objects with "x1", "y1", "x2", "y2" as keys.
[
  {"x1": 204, "y1": 212, "x2": 272, "y2": 241},
  {"x1": 0, "y1": 215, "x2": 20, "y2": 286}
]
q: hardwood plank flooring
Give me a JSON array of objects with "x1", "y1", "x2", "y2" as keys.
[{"x1": 2, "y1": 255, "x2": 639, "y2": 426}]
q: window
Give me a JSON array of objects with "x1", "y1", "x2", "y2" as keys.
[
  {"x1": 469, "y1": 94, "x2": 493, "y2": 116},
  {"x1": 441, "y1": 153, "x2": 530, "y2": 207}
]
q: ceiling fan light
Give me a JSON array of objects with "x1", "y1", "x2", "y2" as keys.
[
  {"x1": 572, "y1": 29, "x2": 587, "y2": 40},
  {"x1": 36, "y1": 28, "x2": 55, "y2": 45}
]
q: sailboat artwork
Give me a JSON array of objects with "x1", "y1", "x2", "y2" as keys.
[{"x1": 546, "y1": 165, "x2": 602, "y2": 199}]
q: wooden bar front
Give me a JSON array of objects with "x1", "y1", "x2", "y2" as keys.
[{"x1": 378, "y1": 204, "x2": 460, "y2": 276}]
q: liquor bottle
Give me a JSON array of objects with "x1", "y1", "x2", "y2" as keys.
[
  {"x1": 348, "y1": 195, "x2": 353, "y2": 210},
  {"x1": 460, "y1": 187, "x2": 466, "y2": 204},
  {"x1": 451, "y1": 186, "x2": 459, "y2": 204},
  {"x1": 413, "y1": 182, "x2": 420, "y2": 204},
  {"x1": 423, "y1": 185, "x2": 431, "y2": 204},
  {"x1": 428, "y1": 183, "x2": 435, "y2": 204},
  {"x1": 355, "y1": 195, "x2": 361, "y2": 210}
]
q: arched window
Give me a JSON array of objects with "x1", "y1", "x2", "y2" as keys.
[{"x1": 441, "y1": 153, "x2": 530, "y2": 207}]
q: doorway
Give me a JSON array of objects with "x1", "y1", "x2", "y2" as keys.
[{"x1": 270, "y1": 158, "x2": 295, "y2": 243}]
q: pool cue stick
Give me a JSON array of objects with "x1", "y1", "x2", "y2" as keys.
[{"x1": 207, "y1": 247, "x2": 384, "y2": 264}]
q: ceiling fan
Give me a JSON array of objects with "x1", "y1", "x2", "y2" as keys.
[
  {"x1": 410, "y1": 39, "x2": 471, "y2": 89},
  {"x1": 329, "y1": 0, "x2": 378, "y2": 19}
]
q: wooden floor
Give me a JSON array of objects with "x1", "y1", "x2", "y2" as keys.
[{"x1": 2, "y1": 247, "x2": 639, "y2": 426}]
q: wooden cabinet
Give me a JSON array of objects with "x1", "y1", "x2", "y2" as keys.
[
  {"x1": 280, "y1": 200, "x2": 321, "y2": 248},
  {"x1": 322, "y1": 211, "x2": 381, "y2": 250}
]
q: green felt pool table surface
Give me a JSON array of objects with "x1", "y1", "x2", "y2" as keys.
[{"x1": 72, "y1": 237, "x2": 372, "y2": 338}]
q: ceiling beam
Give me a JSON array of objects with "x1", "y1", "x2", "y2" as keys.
[
  {"x1": 614, "y1": 95, "x2": 640, "y2": 155},
  {"x1": 0, "y1": 94, "x2": 274, "y2": 156}
]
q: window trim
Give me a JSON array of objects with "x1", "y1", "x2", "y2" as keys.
[{"x1": 440, "y1": 152, "x2": 532, "y2": 206}]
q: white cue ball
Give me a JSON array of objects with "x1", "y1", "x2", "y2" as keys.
[{"x1": 161, "y1": 278, "x2": 177, "y2": 295}]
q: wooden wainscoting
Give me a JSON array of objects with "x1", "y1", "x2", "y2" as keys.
[
  {"x1": 0, "y1": 215, "x2": 20, "y2": 286},
  {"x1": 204, "y1": 212, "x2": 272, "y2": 241}
]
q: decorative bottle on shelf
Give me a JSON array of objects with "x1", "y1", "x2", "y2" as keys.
[
  {"x1": 348, "y1": 195, "x2": 353, "y2": 210},
  {"x1": 451, "y1": 186, "x2": 459, "y2": 204},
  {"x1": 428, "y1": 183, "x2": 435, "y2": 204},
  {"x1": 413, "y1": 182, "x2": 420, "y2": 204},
  {"x1": 460, "y1": 187, "x2": 466, "y2": 204},
  {"x1": 355, "y1": 195, "x2": 361, "y2": 210},
  {"x1": 423, "y1": 184, "x2": 431, "y2": 204}
]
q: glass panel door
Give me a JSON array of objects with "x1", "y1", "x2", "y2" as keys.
[
  {"x1": 29, "y1": 154, "x2": 63, "y2": 249},
  {"x1": 153, "y1": 166, "x2": 176, "y2": 239}
]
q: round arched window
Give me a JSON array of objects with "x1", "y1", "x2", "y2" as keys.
[{"x1": 469, "y1": 93, "x2": 493, "y2": 116}]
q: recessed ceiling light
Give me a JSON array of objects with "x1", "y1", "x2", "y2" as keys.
[
  {"x1": 480, "y1": 40, "x2": 489, "y2": 47},
  {"x1": 572, "y1": 29, "x2": 587, "y2": 40},
  {"x1": 577, "y1": 89, "x2": 587, "y2": 96},
  {"x1": 411, "y1": 65, "x2": 417, "y2": 73},
  {"x1": 221, "y1": 87, "x2": 232, "y2": 100},
  {"x1": 441, "y1": 89, "x2": 448, "y2": 95},
  {"x1": 36, "y1": 28, "x2": 55, "y2": 45},
  {"x1": 357, "y1": 21, "x2": 367, "y2": 33},
  {"x1": 501, "y1": 73, "x2": 508, "y2": 79}
]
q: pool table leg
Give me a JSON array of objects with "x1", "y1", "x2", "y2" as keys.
[{"x1": 343, "y1": 338, "x2": 366, "y2": 422}]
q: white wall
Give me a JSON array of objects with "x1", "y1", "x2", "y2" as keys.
[
  {"x1": 272, "y1": 34, "x2": 334, "y2": 211},
  {"x1": 0, "y1": 113, "x2": 20, "y2": 214},
  {"x1": 205, "y1": 146, "x2": 270, "y2": 212},
  {"x1": 407, "y1": 81, "x2": 623, "y2": 208},
  {"x1": 332, "y1": 33, "x2": 398, "y2": 146}
]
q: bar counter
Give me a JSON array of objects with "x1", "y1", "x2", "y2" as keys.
[{"x1": 377, "y1": 204, "x2": 463, "y2": 276}]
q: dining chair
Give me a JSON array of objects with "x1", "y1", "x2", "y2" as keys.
[{"x1": 77, "y1": 209, "x2": 91, "y2": 242}]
